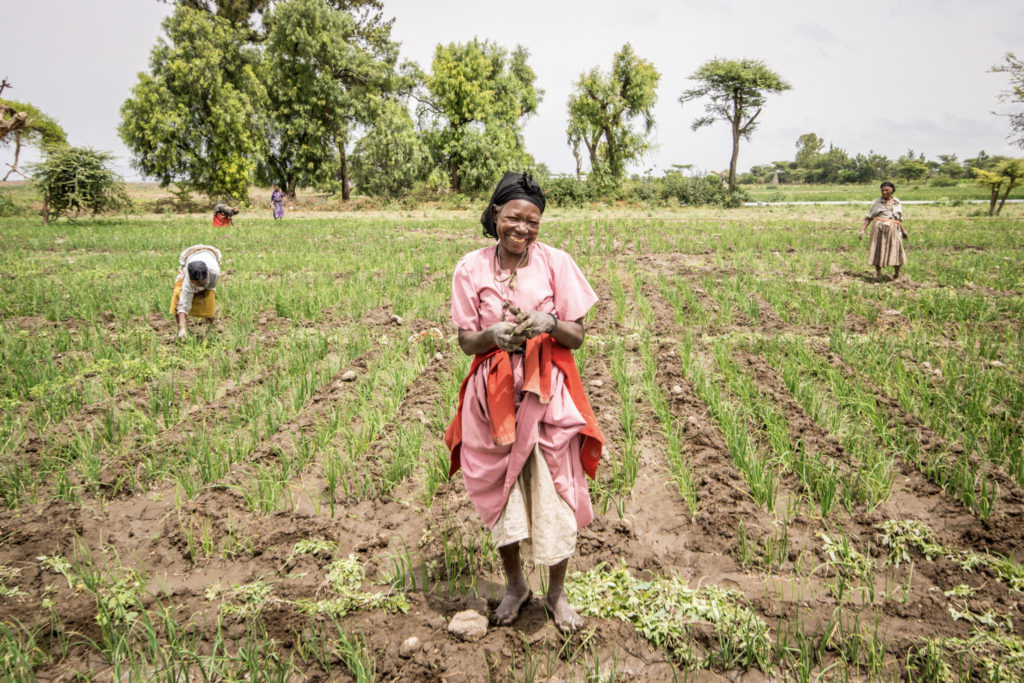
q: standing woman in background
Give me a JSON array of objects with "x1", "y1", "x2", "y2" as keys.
[
  {"x1": 860, "y1": 181, "x2": 907, "y2": 281},
  {"x1": 270, "y1": 185, "x2": 285, "y2": 220},
  {"x1": 445, "y1": 172, "x2": 604, "y2": 634}
]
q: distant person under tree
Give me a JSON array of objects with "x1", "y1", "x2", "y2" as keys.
[
  {"x1": 270, "y1": 185, "x2": 285, "y2": 220},
  {"x1": 213, "y1": 203, "x2": 239, "y2": 227}
]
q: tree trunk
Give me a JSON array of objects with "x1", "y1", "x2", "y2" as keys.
[
  {"x1": 989, "y1": 187, "x2": 999, "y2": 216},
  {"x1": 42, "y1": 190, "x2": 50, "y2": 225},
  {"x1": 450, "y1": 156, "x2": 461, "y2": 194},
  {"x1": 728, "y1": 120, "x2": 741, "y2": 193},
  {"x1": 339, "y1": 145, "x2": 350, "y2": 202},
  {"x1": 2, "y1": 131, "x2": 22, "y2": 181},
  {"x1": 996, "y1": 179, "x2": 1017, "y2": 216},
  {"x1": 603, "y1": 127, "x2": 617, "y2": 180}
]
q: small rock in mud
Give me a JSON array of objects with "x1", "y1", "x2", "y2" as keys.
[
  {"x1": 413, "y1": 409, "x2": 428, "y2": 424},
  {"x1": 989, "y1": 360, "x2": 1005, "y2": 368},
  {"x1": 921, "y1": 361, "x2": 931, "y2": 370},
  {"x1": 447, "y1": 610, "x2": 488, "y2": 642},
  {"x1": 932, "y1": 369, "x2": 943, "y2": 378},
  {"x1": 340, "y1": 370, "x2": 358, "y2": 382},
  {"x1": 589, "y1": 379, "x2": 604, "y2": 388},
  {"x1": 399, "y1": 636, "x2": 421, "y2": 658},
  {"x1": 434, "y1": 352, "x2": 443, "y2": 362},
  {"x1": 671, "y1": 384, "x2": 684, "y2": 396},
  {"x1": 390, "y1": 314, "x2": 404, "y2": 325},
  {"x1": 684, "y1": 415, "x2": 699, "y2": 431}
]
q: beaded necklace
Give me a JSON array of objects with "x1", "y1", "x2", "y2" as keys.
[{"x1": 493, "y1": 246, "x2": 529, "y2": 322}]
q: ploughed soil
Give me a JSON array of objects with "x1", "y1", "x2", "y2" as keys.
[{"x1": 2, "y1": 248, "x2": 1023, "y2": 681}]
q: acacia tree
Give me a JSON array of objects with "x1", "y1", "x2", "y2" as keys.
[
  {"x1": 991, "y1": 52, "x2": 1024, "y2": 149},
  {"x1": 120, "y1": 6, "x2": 266, "y2": 201},
  {"x1": 566, "y1": 44, "x2": 660, "y2": 185},
  {"x1": 680, "y1": 58, "x2": 791, "y2": 192},
  {"x1": 420, "y1": 39, "x2": 541, "y2": 194},
  {"x1": 0, "y1": 99, "x2": 66, "y2": 180},
  {"x1": 975, "y1": 159, "x2": 1024, "y2": 216},
  {"x1": 260, "y1": 0, "x2": 400, "y2": 200}
]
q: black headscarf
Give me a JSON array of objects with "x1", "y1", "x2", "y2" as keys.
[
  {"x1": 480, "y1": 172, "x2": 546, "y2": 238},
  {"x1": 880, "y1": 181, "x2": 895, "y2": 192},
  {"x1": 187, "y1": 261, "x2": 208, "y2": 282}
]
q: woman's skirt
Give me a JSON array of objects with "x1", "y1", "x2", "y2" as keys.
[
  {"x1": 169, "y1": 272, "x2": 216, "y2": 318},
  {"x1": 490, "y1": 444, "x2": 578, "y2": 566},
  {"x1": 867, "y1": 219, "x2": 907, "y2": 267},
  {"x1": 272, "y1": 202, "x2": 284, "y2": 219}
]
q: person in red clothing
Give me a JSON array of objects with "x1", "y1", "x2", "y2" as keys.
[
  {"x1": 445, "y1": 172, "x2": 603, "y2": 634},
  {"x1": 212, "y1": 203, "x2": 238, "y2": 227}
]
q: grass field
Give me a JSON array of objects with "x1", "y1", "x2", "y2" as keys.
[
  {"x1": 741, "y1": 181, "x2": 1015, "y2": 203},
  {"x1": 1, "y1": 200, "x2": 1023, "y2": 680}
]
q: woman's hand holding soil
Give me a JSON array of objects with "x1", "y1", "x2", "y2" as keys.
[{"x1": 509, "y1": 305, "x2": 556, "y2": 338}]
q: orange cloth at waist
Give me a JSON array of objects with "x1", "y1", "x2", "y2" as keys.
[
  {"x1": 873, "y1": 216, "x2": 902, "y2": 227},
  {"x1": 444, "y1": 334, "x2": 604, "y2": 480}
]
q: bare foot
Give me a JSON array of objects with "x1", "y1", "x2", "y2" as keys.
[
  {"x1": 544, "y1": 593, "x2": 583, "y2": 634},
  {"x1": 493, "y1": 586, "x2": 531, "y2": 626}
]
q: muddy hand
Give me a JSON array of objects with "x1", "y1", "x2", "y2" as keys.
[
  {"x1": 508, "y1": 306, "x2": 555, "y2": 338},
  {"x1": 488, "y1": 321, "x2": 526, "y2": 352}
]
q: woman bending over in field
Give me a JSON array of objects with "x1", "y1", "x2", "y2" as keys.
[
  {"x1": 860, "y1": 181, "x2": 907, "y2": 281},
  {"x1": 445, "y1": 172, "x2": 604, "y2": 634}
]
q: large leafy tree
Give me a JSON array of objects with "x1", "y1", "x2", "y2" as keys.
[
  {"x1": 120, "y1": 6, "x2": 267, "y2": 201},
  {"x1": 261, "y1": 0, "x2": 399, "y2": 199},
  {"x1": 159, "y1": 0, "x2": 389, "y2": 36},
  {"x1": 350, "y1": 99, "x2": 426, "y2": 198},
  {"x1": 991, "y1": 52, "x2": 1024, "y2": 149},
  {"x1": 680, "y1": 58, "x2": 791, "y2": 192},
  {"x1": 0, "y1": 99, "x2": 66, "y2": 180},
  {"x1": 566, "y1": 44, "x2": 660, "y2": 185},
  {"x1": 420, "y1": 39, "x2": 541, "y2": 194}
]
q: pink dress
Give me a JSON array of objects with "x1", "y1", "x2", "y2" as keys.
[{"x1": 450, "y1": 242, "x2": 599, "y2": 529}]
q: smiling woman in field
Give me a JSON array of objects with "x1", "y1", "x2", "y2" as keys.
[
  {"x1": 860, "y1": 181, "x2": 907, "y2": 281},
  {"x1": 445, "y1": 172, "x2": 604, "y2": 634}
]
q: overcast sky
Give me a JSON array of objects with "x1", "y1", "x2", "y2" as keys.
[{"x1": 2, "y1": 0, "x2": 1022, "y2": 181}]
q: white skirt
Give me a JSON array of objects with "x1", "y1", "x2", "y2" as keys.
[{"x1": 491, "y1": 445, "x2": 578, "y2": 566}]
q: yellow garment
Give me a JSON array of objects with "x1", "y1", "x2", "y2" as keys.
[{"x1": 170, "y1": 273, "x2": 216, "y2": 318}]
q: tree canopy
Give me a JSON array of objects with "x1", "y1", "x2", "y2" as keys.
[
  {"x1": 260, "y1": 0, "x2": 401, "y2": 199},
  {"x1": 566, "y1": 43, "x2": 660, "y2": 186},
  {"x1": 680, "y1": 58, "x2": 791, "y2": 192},
  {"x1": 420, "y1": 39, "x2": 542, "y2": 194},
  {"x1": 0, "y1": 99, "x2": 66, "y2": 180},
  {"x1": 991, "y1": 52, "x2": 1024, "y2": 149},
  {"x1": 120, "y1": 6, "x2": 267, "y2": 201}
]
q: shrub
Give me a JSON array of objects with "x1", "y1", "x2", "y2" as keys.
[
  {"x1": 0, "y1": 191, "x2": 26, "y2": 217},
  {"x1": 661, "y1": 172, "x2": 734, "y2": 207},
  {"x1": 544, "y1": 176, "x2": 593, "y2": 208},
  {"x1": 29, "y1": 146, "x2": 132, "y2": 223},
  {"x1": 929, "y1": 177, "x2": 958, "y2": 187}
]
